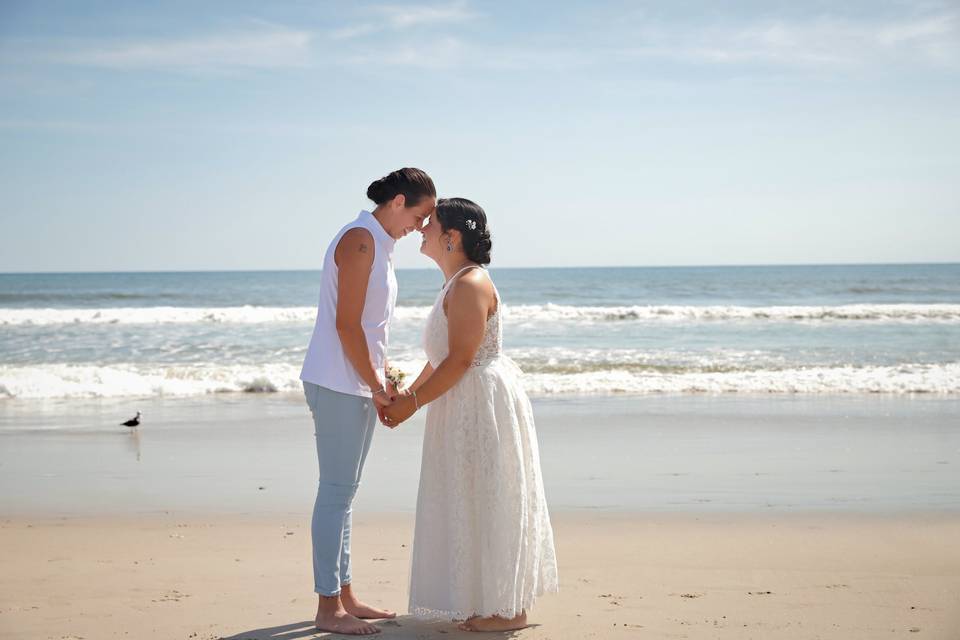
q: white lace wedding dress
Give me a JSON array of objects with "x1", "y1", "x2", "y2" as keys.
[{"x1": 409, "y1": 266, "x2": 559, "y2": 620}]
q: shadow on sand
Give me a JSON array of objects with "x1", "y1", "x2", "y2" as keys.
[{"x1": 220, "y1": 616, "x2": 533, "y2": 639}]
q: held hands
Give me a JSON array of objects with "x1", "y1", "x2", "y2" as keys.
[
  {"x1": 372, "y1": 380, "x2": 399, "y2": 409},
  {"x1": 373, "y1": 382, "x2": 397, "y2": 433},
  {"x1": 372, "y1": 386, "x2": 395, "y2": 410},
  {"x1": 374, "y1": 381, "x2": 400, "y2": 426},
  {"x1": 380, "y1": 391, "x2": 418, "y2": 428}
]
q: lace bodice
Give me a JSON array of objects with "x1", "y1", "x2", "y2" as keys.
[{"x1": 423, "y1": 266, "x2": 502, "y2": 368}]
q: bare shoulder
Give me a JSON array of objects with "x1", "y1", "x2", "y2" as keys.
[
  {"x1": 338, "y1": 227, "x2": 374, "y2": 251},
  {"x1": 335, "y1": 227, "x2": 375, "y2": 267},
  {"x1": 448, "y1": 268, "x2": 495, "y2": 305}
]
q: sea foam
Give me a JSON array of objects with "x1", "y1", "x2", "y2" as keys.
[
  {"x1": 2, "y1": 361, "x2": 957, "y2": 399},
  {"x1": 3, "y1": 303, "x2": 960, "y2": 326}
]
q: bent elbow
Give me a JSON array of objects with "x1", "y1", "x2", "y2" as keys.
[
  {"x1": 451, "y1": 355, "x2": 474, "y2": 371},
  {"x1": 336, "y1": 321, "x2": 361, "y2": 337}
]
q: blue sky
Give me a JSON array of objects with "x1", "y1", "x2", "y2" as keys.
[{"x1": 1, "y1": 0, "x2": 958, "y2": 271}]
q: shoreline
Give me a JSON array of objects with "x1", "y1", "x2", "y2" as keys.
[
  {"x1": 2, "y1": 394, "x2": 958, "y2": 517},
  {"x1": 4, "y1": 388, "x2": 960, "y2": 404}
]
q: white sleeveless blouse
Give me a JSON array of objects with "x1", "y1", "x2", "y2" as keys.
[{"x1": 300, "y1": 210, "x2": 397, "y2": 397}]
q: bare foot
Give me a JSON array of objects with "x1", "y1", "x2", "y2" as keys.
[
  {"x1": 316, "y1": 596, "x2": 380, "y2": 635},
  {"x1": 341, "y1": 584, "x2": 397, "y2": 620},
  {"x1": 458, "y1": 611, "x2": 528, "y2": 632},
  {"x1": 315, "y1": 610, "x2": 380, "y2": 635},
  {"x1": 343, "y1": 599, "x2": 396, "y2": 620}
]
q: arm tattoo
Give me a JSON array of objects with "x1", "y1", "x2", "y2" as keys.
[{"x1": 359, "y1": 243, "x2": 368, "y2": 253}]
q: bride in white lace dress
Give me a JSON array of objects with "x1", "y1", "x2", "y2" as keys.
[{"x1": 381, "y1": 198, "x2": 558, "y2": 632}]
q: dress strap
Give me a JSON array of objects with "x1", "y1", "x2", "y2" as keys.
[{"x1": 442, "y1": 265, "x2": 483, "y2": 291}]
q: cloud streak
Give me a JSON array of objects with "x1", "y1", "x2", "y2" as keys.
[
  {"x1": 337, "y1": 9, "x2": 960, "y2": 72},
  {"x1": 37, "y1": 26, "x2": 313, "y2": 72},
  {"x1": 6, "y1": 5, "x2": 957, "y2": 76},
  {"x1": 377, "y1": 0, "x2": 477, "y2": 29},
  {"x1": 330, "y1": 0, "x2": 477, "y2": 40},
  {"x1": 620, "y1": 12, "x2": 960, "y2": 69}
]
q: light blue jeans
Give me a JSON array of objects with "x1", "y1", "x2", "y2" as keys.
[{"x1": 303, "y1": 381, "x2": 377, "y2": 596}]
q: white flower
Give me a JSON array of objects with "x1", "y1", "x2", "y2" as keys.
[
  {"x1": 465, "y1": 219, "x2": 477, "y2": 230},
  {"x1": 385, "y1": 366, "x2": 407, "y2": 389}
]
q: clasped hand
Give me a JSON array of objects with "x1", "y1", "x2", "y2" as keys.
[{"x1": 378, "y1": 388, "x2": 417, "y2": 428}]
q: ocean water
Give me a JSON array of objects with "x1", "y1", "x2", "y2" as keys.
[{"x1": 1, "y1": 264, "x2": 959, "y2": 400}]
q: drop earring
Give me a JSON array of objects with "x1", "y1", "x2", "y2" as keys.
[{"x1": 447, "y1": 240, "x2": 452, "y2": 252}]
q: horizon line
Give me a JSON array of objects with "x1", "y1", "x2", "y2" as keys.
[{"x1": 1, "y1": 261, "x2": 959, "y2": 276}]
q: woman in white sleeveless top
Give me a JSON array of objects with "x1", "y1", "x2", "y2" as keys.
[
  {"x1": 300, "y1": 168, "x2": 435, "y2": 636},
  {"x1": 382, "y1": 198, "x2": 559, "y2": 632}
]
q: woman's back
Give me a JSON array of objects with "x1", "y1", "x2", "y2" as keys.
[{"x1": 423, "y1": 266, "x2": 502, "y2": 369}]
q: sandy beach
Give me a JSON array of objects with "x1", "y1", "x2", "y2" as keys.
[
  {"x1": 2, "y1": 511, "x2": 959, "y2": 639},
  {"x1": 1, "y1": 395, "x2": 959, "y2": 638}
]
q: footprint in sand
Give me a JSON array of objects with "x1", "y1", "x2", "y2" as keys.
[{"x1": 152, "y1": 590, "x2": 191, "y2": 603}]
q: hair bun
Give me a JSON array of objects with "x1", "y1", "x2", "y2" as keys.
[
  {"x1": 366, "y1": 178, "x2": 387, "y2": 203},
  {"x1": 366, "y1": 168, "x2": 436, "y2": 206},
  {"x1": 467, "y1": 232, "x2": 493, "y2": 265}
]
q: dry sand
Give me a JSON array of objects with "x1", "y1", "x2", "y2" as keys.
[{"x1": 1, "y1": 511, "x2": 958, "y2": 639}]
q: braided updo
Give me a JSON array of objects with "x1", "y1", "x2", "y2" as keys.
[{"x1": 435, "y1": 197, "x2": 492, "y2": 266}]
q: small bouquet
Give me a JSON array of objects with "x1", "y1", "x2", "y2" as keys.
[{"x1": 385, "y1": 365, "x2": 407, "y2": 390}]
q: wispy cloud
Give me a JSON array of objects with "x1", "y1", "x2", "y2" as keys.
[
  {"x1": 329, "y1": 24, "x2": 379, "y2": 41},
  {"x1": 37, "y1": 25, "x2": 313, "y2": 72},
  {"x1": 341, "y1": 37, "x2": 466, "y2": 69},
  {"x1": 0, "y1": 118, "x2": 368, "y2": 139},
  {"x1": 377, "y1": 0, "x2": 477, "y2": 29},
  {"x1": 341, "y1": 38, "x2": 597, "y2": 71},
  {"x1": 620, "y1": 12, "x2": 960, "y2": 69},
  {"x1": 330, "y1": 0, "x2": 477, "y2": 40},
  {"x1": 337, "y1": 9, "x2": 960, "y2": 73},
  {"x1": 6, "y1": 5, "x2": 957, "y2": 77}
]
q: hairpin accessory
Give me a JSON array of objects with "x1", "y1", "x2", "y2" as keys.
[{"x1": 464, "y1": 219, "x2": 477, "y2": 231}]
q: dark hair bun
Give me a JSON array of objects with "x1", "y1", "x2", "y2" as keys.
[
  {"x1": 467, "y1": 230, "x2": 492, "y2": 265},
  {"x1": 366, "y1": 178, "x2": 388, "y2": 203},
  {"x1": 436, "y1": 197, "x2": 493, "y2": 266},
  {"x1": 366, "y1": 168, "x2": 436, "y2": 207}
]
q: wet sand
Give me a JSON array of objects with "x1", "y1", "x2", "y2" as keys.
[{"x1": 1, "y1": 394, "x2": 958, "y2": 515}]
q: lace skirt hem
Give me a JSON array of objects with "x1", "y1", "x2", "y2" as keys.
[{"x1": 409, "y1": 583, "x2": 559, "y2": 621}]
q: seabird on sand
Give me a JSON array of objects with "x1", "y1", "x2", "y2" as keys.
[{"x1": 121, "y1": 411, "x2": 142, "y2": 428}]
